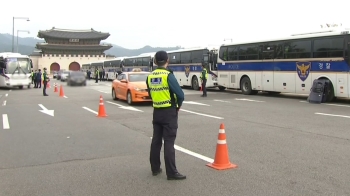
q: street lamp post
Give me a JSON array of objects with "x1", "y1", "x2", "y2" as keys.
[
  {"x1": 17, "y1": 30, "x2": 30, "y2": 53},
  {"x1": 12, "y1": 17, "x2": 30, "y2": 52}
]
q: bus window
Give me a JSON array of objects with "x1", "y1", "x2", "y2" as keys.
[
  {"x1": 219, "y1": 46, "x2": 228, "y2": 61},
  {"x1": 313, "y1": 37, "x2": 344, "y2": 58}
]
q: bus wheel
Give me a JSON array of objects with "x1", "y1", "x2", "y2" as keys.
[
  {"x1": 218, "y1": 86, "x2": 226, "y2": 91},
  {"x1": 325, "y1": 80, "x2": 335, "y2": 102},
  {"x1": 19, "y1": 85, "x2": 23, "y2": 89},
  {"x1": 240, "y1": 77, "x2": 252, "y2": 95},
  {"x1": 192, "y1": 77, "x2": 199, "y2": 90}
]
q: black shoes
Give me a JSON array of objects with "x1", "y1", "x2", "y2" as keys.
[
  {"x1": 44, "y1": 94, "x2": 49, "y2": 96},
  {"x1": 152, "y1": 168, "x2": 162, "y2": 176},
  {"x1": 152, "y1": 169, "x2": 186, "y2": 180},
  {"x1": 167, "y1": 173, "x2": 186, "y2": 180}
]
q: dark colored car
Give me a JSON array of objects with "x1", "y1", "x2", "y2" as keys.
[{"x1": 67, "y1": 71, "x2": 86, "y2": 86}]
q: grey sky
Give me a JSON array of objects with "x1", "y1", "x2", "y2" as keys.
[{"x1": 0, "y1": 0, "x2": 348, "y2": 49}]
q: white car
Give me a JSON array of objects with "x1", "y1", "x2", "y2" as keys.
[{"x1": 60, "y1": 71, "x2": 70, "y2": 81}]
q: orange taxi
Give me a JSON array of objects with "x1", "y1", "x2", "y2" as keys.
[{"x1": 111, "y1": 69, "x2": 151, "y2": 105}]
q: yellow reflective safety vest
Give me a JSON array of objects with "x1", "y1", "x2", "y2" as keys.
[
  {"x1": 147, "y1": 69, "x2": 172, "y2": 108},
  {"x1": 200, "y1": 68, "x2": 208, "y2": 80}
]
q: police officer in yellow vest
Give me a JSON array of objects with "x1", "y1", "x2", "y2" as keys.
[
  {"x1": 200, "y1": 64, "x2": 208, "y2": 97},
  {"x1": 42, "y1": 68, "x2": 50, "y2": 96},
  {"x1": 146, "y1": 50, "x2": 186, "y2": 180},
  {"x1": 95, "y1": 68, "x2": 99, "y2": 83}
]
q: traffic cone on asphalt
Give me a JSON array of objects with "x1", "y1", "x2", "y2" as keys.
[
  {"x1": 59, "y1": 85, "x2": 65, "y2": 97},
  {"x1": 54, "y1": 83, "x2": 58, "y2": 92},
  {"x1": 97, "y1": 95, "x2": 107, "y2": 117},
  {"x1": 206, "y1": 123, "x2": 238, "y2": 170}
]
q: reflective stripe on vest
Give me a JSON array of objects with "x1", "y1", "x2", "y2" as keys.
[{"x1": 147, "y1": 69, "x2": 172, "y2": 108}]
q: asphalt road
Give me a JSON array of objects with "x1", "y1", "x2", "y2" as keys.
[{"x1": 1, "y1": 79, "x2": 350, "y2": 196}]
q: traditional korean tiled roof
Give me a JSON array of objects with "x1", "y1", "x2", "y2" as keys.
[
  {"x1": 37, "y1": 27, "x2": 110, "y2": 40},
  {"x1": 36, "y1": 43, "x2": 112, "y2": 51}
]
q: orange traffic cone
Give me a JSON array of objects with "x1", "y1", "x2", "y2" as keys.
[
  {"x1": 59, "y1": 85, "x2": 65, "y2": 97},
  {"x1": 97, "y1": 95, "x2": 107, "y2": 117},
  {"x1": 54, "y1": 83, "x2": 58, "y2": 92},
  {"x1": 206, "y1": 123, "x2": 238, "y2": 170}
]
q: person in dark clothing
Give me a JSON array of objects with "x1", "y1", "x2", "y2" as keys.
[
  {"x1": 200, "y1": 64, "x2": 208, "y2": 97},
  {"x1": 146, "y1": 50, "x2": 186, "y2": 180},
  {"x1": 95, "y1": 68, "x2": 99, "y2": 83},
  {"x1": 42, "y1": 68, "x2": 49, "y2": 96},
  {"x1": 34, "y1": 70, "x2": 38, "y2": 88},
  {"x1": 36, "y1": 69, "x2": 42, "y2": 88}
]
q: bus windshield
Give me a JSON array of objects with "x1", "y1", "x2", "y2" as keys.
[{"x1": 6, "y1": 58, "x2": 31, "y2": 74}]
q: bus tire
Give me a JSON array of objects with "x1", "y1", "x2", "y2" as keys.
[
  {"x1": 324, "y1": 79, "x2": 335, "y2": 102},
  {"x1": 19, "y1": 85, "x2": 23, "y2": 89},
  {"x1": 192, "y1": 76, "x2": 199, "y2": 90},
  {"x1": 218, "y1": 86, "x2": 226, "y2": 91},
  {"x1": 240, "y1": 77, "x2": 253, "y2": 95}
]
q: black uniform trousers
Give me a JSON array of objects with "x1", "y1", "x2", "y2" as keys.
[
  {"x1": 95, "y1": 74, "x2": 98, "y2": 83},
  {"x1": 37, "y1": 80, "x2": 42, "y2": 88},
  {"x1": 43, "y1": 81, "x2": 47, "y2": 95},
  {"x1": 202, "y1": 79, "x2": 207, "y2": 96},
  {"x1": 150, "y1": 107, "x2": 178, "y2": 176}
]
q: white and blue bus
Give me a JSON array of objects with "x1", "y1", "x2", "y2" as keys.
[
  {"x1": 163, "y1": 47, "x2": 221, "y2": 90},
  {"x1": 122, "y1": 53, "x2": 155, "y2": 72},
  {"x1": 103, "y1": 57, "x2": 125, "y2": 80},
  {"x1": 216, "y1": 29, "x2": 350, "y2": 102},
  {"x1": 90, "y1": 61, "x2": 104, "y2": 79},
  {"x1": 0, "y1": 52, "x2": 33, "y2": 89}
]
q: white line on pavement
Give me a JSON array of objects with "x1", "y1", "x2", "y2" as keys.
[
  {"x1": 300, "y1": 101, "x2": 350, "y2": 108},
  {"x1": 150, "y1": 137, "x2": 214, "y2": 163},
  {"x1": 97, "y1": 90, "x2": 109, "y2": 94},
  {"x1": 315, "y1": 112, "x2": 350, "y2": 119},
  {"x1": 64, "y1": 96, "x2": 68, "y2": 98},
  {"x1": 2, "y1": 114, "x2": 10, "y2": 129},
  {"x1": 2, "y1": 101, "x2": 6, "y2": 106},
  {"x1": 5, "y1": 94, "x2": 8, "y2": 97},
  {"x1": 213, "y1": 99, "x2": 231, "y2": 103},
  {"x1": 82, "y1": 107, "x2": 98, "y2": 115},
  {"x1": 180, "y1": 109, "x2": 224, "y2": 119}
]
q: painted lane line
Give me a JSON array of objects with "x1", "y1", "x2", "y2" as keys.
[
  {"x1": 150, "y1": 137, "x2": 214, "y2": 163},
  {"x1": 315, "y1": 112, "x2": 350, "y2": 119},
  {"x1": 106, "y1": 101, "x2": 143, "y2": 112},
  {"x1": 300, "y1": 101, "x2": 350, "y2": 108},
  {"x1": 82, "y1": 107, "x2": 98, "y2": 115},
  {"x1": 2, "y1": 114, "x2": 10, "y2": 129},
  {"x1": 213, "y1": 99, "x2": 231, "y2": 103},
  {"x1": 64, "y1": 96, "x2": 68, "y2": 98},
  {"x1": 2, "y1": 101, "x2": 6, "y2": 106},
  {"x1": 235, "y1": 98, "x2": 264, "y2": 103},
  {"x1": 97, "y1": 90, "x2": 109, "y2": 94},
  {"x1": 180, "y1": 109, "x2": 224, "y2": 119},
  {"x1": 5, "y1": 94, "x2": 8, "y2": 97},
  {"x1": 183, "y1": 101, "x2": 210, "y2": 106}
]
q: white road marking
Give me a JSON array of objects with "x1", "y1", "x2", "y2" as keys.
[
  {"x1": 213, "y1": 99, "x2": 231, "y2": 103},
  {"x1": 2, "y1": 101, "x2": 6, "y2": 106},
  {"x1": 106, "y1": 101, "x2": 143, "y2": 112},
  {"x1": 38, "y1": 104, "x2": 55, "y2": 117},
  {"x1": 5, "y1": 94, "x2": 8, "y2": 97},
  {"x1": 98, "y1": 90, "x2": 109, "y2": 94},
  {"x1": 82, "y1": 107, "x2": 98, "y2": 115},
  {"x1": 183, "y1": 101, "x2": 210, "y2": 106},
  {"x1": 180, "y1": 109, "x2": 224, "y2": 119},
  {"x1": 315, "y1": 112, "x2": 350, "y2": 119},
  {"x1": 63, "y1": 96, "x2": 68, "y2": 98},
  {"x1": 300, "y1": 101, "x2": 350, "y2": 108},
  {"x1": 2, "y1": 114, "x2": 10, "y2": 129},
  {"x1": 235, "y1": 98, "x2": 264, "y2": 103},
  {"x1": 150, "y1": 137, "x2": 214, "y2": 163}
]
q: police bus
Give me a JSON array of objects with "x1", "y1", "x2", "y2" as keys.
[
  {"x1": 81, "y1": 63, "x2": 91, "y2": 78},
  {"x1": 216, "y1": 29, "x2": 350, "y2": 102},
  {"x1": 0, "y1": 52, "x2": 33, "y2": 89},
  {"x1": 162, "y1": 47, "x2": 221, "y2": 90},
  {"x1": 122, "y1": 53, "x2": 155, "y2": 72},
  {"x1": 103, "y1": 57, "x2": 125, "y2": 80}
]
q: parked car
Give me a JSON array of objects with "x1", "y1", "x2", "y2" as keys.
[
  {"x1": 67, "y1": 71, "x2": 86, "y2": 86},
  {"x1": 53, "y1": 71, "x2": 58, "y2": 78},
  {"x1": 60, "y1": 71, "x2": 70, "y2": 81}
]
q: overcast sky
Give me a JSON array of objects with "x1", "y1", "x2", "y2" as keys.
[{"x1": 0, "y1": 0, "x2": 348, "y2": 49}]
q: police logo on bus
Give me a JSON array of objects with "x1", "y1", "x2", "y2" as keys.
[
  {"x1": 296, "y1": 62, "x2": 311, "y2": 81},
  {"x1": 185, "y1": 66, "x2": 190, "y2": 78}
]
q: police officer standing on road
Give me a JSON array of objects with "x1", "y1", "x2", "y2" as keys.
[
  {"x1": 146, "y1": 50, "x2": 186, "y2": 180},
  {"x1": 200, "y1": 64, "x2": 208, "y2": 97},
  {"x1": 95, "y1": 68, "x2": 99, "y2": 83},
  {"x1": 43, "y1": 68, "x2": 50, "y2": 96}
]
